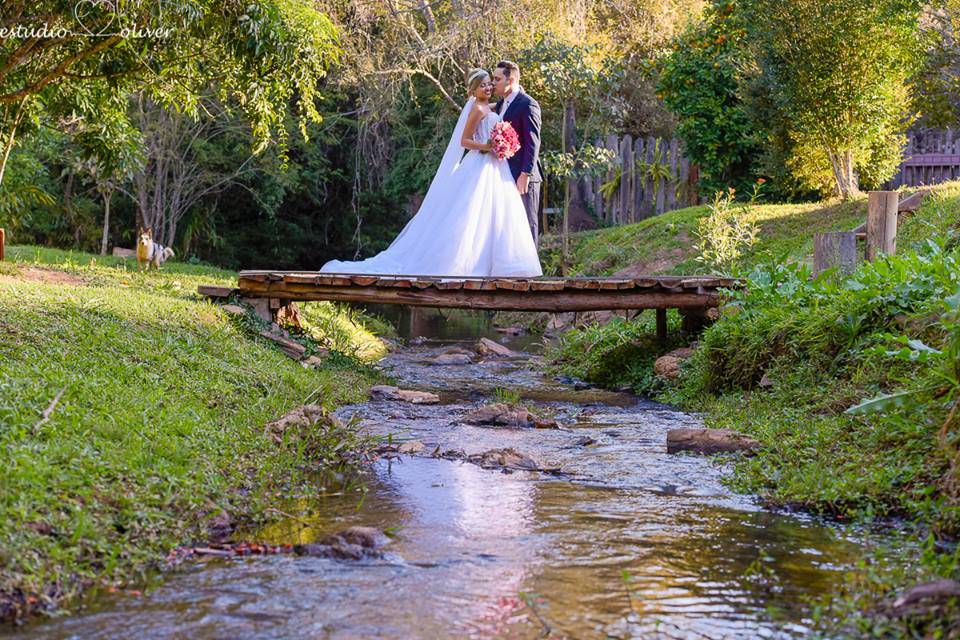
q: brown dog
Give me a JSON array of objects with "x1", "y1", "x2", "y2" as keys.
[{"x1": 136, "y1": 228, "x2": 175, "y2": 270}]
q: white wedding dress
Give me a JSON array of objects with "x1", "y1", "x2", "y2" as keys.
[{"x1": 320, "y1": 98, "x2": 543, "y2": 277}]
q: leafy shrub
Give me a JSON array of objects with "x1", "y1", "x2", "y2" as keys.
[
  {"x1": 658, "y1": 1, "x2": 761, "y2": 195},
  {"x1": 691, "y1": 239, "x2": 960, "y2": 395},
  {"x1": 546, "y1": 313, "x2": 686, "y2": 395},
  {"x1": 694, "y1": 185, "x2": 761, "y2": 272}
]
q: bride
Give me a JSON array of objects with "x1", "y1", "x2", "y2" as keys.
[{"x1": 320, "y1": 69, "x2": 543, "y2": 278}]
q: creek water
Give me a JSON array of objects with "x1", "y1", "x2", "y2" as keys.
[{"x1": 13, "y1": 307, "x2": 879, "y2": 639}]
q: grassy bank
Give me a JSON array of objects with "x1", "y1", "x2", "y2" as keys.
[
  {"x1": 546, "y1": 183, "x2": 960, "y2": 635},
  {"x1": 540, "y1": 195, "x2": 871, "y2": 277},
  {"x1": 0, "y1": 246, "x2": 387, "y2": 622}
]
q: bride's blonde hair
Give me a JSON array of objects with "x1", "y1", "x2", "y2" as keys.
[{"x1": 466, "y1": 68, "x2": 490, "y2": 96}]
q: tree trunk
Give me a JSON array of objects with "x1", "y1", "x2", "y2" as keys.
[
  {"x1": 100, "y1": 187, "x2": 112, "y2": 255},
  {"x1": 417, "y1": 0, "x2": 437, "y2": 33},
  {"x1": 561, "y1": 100, "x2": 569, "y2": 276},
  {"x1": 564, "y1": 101, "x2": 580, "y2": 209},
  {"x1": 828, "y1": 147, "x2": 859, "y2": 199},
  {"x1": 0, "y1": 100, "x2": 25, "y2": 189}
]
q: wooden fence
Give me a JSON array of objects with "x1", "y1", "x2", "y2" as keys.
[
  {"x1": 580, "y1": 135, "x2": 700, "y2": 226},
  {"x1": 887, "y1": 127, "x2": 960, "y2": 188}
]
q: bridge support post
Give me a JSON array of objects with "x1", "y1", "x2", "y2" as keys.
[
  {"x1": 680, "y1": 307, "x2": 710, "y2": 335},
  {"x1": 656, "y1": 308, "x2": 667, "y2": 344},
  {"x1": 243, "y1": 297, "x2": 302, "y2": 328}
]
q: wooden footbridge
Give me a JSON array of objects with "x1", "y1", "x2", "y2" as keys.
[{"x1": 200, "y1": 271, "x2": 742, "y2": 335}]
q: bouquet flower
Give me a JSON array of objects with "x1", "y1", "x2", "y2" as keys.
[{"x1": 490, "y1": 121, "x2": 520, "y2": 160}]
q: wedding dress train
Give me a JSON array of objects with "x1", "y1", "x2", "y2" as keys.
[{"x1": 320, "y1": 99, "x2": 542, "y2": 277}]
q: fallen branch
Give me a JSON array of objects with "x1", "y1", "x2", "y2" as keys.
[
  {"x1": 32, "y1": 385, "x2": 65, "y2": 433},
  {"x1": 264, "y1": 507, "x2": 313, "y2": 529}
]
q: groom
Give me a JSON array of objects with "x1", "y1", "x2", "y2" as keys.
[{"x1": 492, "y1": 60, "x2": 543, "y2": 246}]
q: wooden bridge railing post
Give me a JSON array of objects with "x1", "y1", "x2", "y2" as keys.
[{"x1": 866, "y1": 191, "x2": 898, "y2": 261}]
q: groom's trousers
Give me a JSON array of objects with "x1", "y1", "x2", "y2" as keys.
[{"x1": 521, "y1": 180, "x2": 541, "y2": 246}]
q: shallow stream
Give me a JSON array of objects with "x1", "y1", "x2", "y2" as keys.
[{"x1": 13, "y1": 307, "x2": 878, "y2": 639}]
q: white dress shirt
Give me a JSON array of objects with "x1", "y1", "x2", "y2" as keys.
[{"x1": 500, "y1": 85, "x2": 523, "y2": 116}]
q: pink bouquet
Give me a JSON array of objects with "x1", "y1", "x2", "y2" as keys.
[{"x1": 490, "y1": 121, "x2": 520, "y2": 160}]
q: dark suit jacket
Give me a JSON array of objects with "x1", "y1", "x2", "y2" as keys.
[{"x1": 495, "y1": 89, "x2": 543, "y2": 183}]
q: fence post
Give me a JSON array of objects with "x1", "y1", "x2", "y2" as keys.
[
  {"x1": 606, "y1": 134, "x2": 619, "y2": 224},
  {"x1": 643, "y1": 138, "x2": 656, "y2": 217},
  {"x1": 0, "y1": 228, "x2": 4, "y2": 262},
  {"x1": 667, "y1": 138, "x2": 679, "y2": 211},
  {"x1": 633, "y1": 137, "x2": 645, "y2": 218},
  {"x1": 620, "y1": 134, "x2": 633, "y2": 224},
  {"x1": 655, "y1": 140, "x2": 667, "y2": 216},
  {"x1": 813, "y1": 231, "x2": 857, "y2": 276},
  {"x1": 866, "y1": 191, "x2": 898, "y2": 261}
]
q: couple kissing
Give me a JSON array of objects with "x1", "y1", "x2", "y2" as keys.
[{"x1": 321, "y1": 60, "x2": 543, "y2": 279}]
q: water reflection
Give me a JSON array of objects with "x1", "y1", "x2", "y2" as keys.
[
  {"x1": 524, "y1": 484, "x2": 849, "y2": 638},
  {"x1": 364, "y1": 304, "x2": 547, "y2": 352}
]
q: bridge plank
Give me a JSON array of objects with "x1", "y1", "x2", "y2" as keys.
[
  {"x1": 463, "y1": 279, "x2": 498, "y2": 290},
  {"x1": 376, "y1": 277, "x2": 414, "y2": 288},
  {"x1": 599, "y1": 279, "x2": 634, "y2": 290},
  {"x1": 566, "y1": 279, "x2": 601, "y2": 290},
  {"x1": 494, "y1": 279, "x2": 530, "y2": 291},
  {"x1": 529, "y1": 280, "x2": 565, "y2": 291}
]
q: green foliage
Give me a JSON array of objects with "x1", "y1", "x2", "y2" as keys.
[
  {"x1": 300, "y1": 302, "x2": 390, "y2": 362},
  {"x1": 0, "y1": 1, "x2": 341, "y2": 189},
  {"x1": 541, "y1": 144, "x2": 617, "y2": 180},
  {"x1": 660, "y1": 0, "x2": 924, "y2": 198},
  {"x1": 692, "y1": 241, "x2": 960, "y2": 394},
  {"x1": 0, "y1": 245, "x2": 384, "y2": 617},
  {"x1": 0, "y1": 184, "x2": 54, "y2": 221},
  {"x1": 738, "y1": 0, "x2": 922, "y2": 196},
  {"x1": 694, "y1": 184, "x2": 761, "y2": 272},
  {"x1": 0, "y1": 129, "x2": 90, "y2": 248},
  {"x1": 520, "y1": 36, "x2": 623, "y2": 145},
  {"x1": 658, "y1": 2, "x2": 761, "y2": 195},
  {"x1": 897, "y1": 182, "x2": 960, "y2": 249},
  {"x1": 662, "y1": 234, "x2": 960, "y2": 538},
  {"x1": 910, "y1": 6, "x2": 960, "y2": 129},
  {"x1": 546, "y1": 313, "x2": 687, "y2": 395},
  {"x1": 493, "y1": 387, "x2": 523, "y2": 406}
]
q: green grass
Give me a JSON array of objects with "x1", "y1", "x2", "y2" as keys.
[
  {"x1": 0, "y1": 246, "x2": 387, "y2": 620},
  {"x1": 540, "y1": 196, "x2": 870, "y2": 276},
  {"x1": 542, "y1": 182, "x2": 960, "y2": 279}
]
